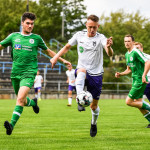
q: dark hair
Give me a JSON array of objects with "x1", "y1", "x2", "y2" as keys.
[
  {"x1": 87, "y1": 15, "x2": 99, "y2": 22},
  {"x1": 124, "y1": 34, "x2": 135, "y2": 41},
  {"x1": 22, "y1": 12, "x2": 36, "y2": 22}
]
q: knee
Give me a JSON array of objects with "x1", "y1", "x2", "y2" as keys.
[
  {"x1": 90, "y1": 103, "x2": 98, "y2": 111},
  {"x1": 77, "y1": 68, "x2": 86, "y2": 74},
  {"x1": 17, "y1": 97, "x2": 25, "y2": 106},
  {"x1": 126, "y1": 99, "x2": 131, "y2": 106}
]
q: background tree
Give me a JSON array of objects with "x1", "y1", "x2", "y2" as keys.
[{"x1": 99, "y1": 10, "x2": 150, "y2": 55}]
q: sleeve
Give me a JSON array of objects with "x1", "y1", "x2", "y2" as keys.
[
  {"x1": 38, "y1": 36, "x2": 48, "y2": 50},
  {"x1": 135, "y1": 49, "x2": 148, "y2": 63},
  {"x1": 0, "y1": 33, "x2": 13, "y2": 47},
  {"x1": 100, "y1": 34, "x2": 107, "y2": 48},
  {"x1": 68, "y1": 32, "x2": 78, "y2": 46}
]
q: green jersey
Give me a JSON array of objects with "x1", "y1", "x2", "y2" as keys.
[
  {"x1": 0, "y1": 32, "x2": 48, "y2": 77},
  {"x1": 125, "y1": 48, "x2": 148, "y2": 79}
]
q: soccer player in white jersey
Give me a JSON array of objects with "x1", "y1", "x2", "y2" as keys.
[
  {"x1": 115, "y1": 35, "x2": 150, "y2": 128},
  {"x1": 34, "y1": 70, "x2": 43, "y2": 101},
  {"x1": 66, "y1": 65, "x2": 76, "y2": 106},
  {"x1": 50, "y1": 15, "x2": 113, "y2": 137}
]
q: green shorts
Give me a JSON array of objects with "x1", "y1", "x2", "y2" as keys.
[
  {"x1": 11, "y1": 75, "x2": 35, "y2": 95},
  {"x1": 128, "y1": 82, "x2": 147, "y2": 99}
]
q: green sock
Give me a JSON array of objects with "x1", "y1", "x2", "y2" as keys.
[
  {"x1": 10, "y1": 105, "x2": 23, "y2": 128},
  {"x1": 25, "y1": 97, "x2": 36, "y2": 107},
  {"x1": 144, "y1": 112, "x2": 150, "y2": 123},
  {"x1": 141, "y1": 101, "x2": 150, "y2": 111}
]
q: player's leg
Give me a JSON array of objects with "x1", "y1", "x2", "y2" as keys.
[
  {"x1": 90, "y1": 99, "x2": 99, "y2": 137},
  {"x1": 75, "y1": 68, "x2": 86, "y2": 111},
  {"x1": 67, "y1": 87, "x2": 73, "y2": 106},
  {"x1": 75, "y1": 68, "x2": 86, "y2": 95},
  {"x1": 134, "y1": 98, "x2": 150, "y2": 128},
  {"x1": 87, "y1": 74, "x2": 103, "y2": 137},
  {"x1": 22, "y1": 78, "x2": 39, "y2": 113},
  {"x1": 144, "y1": 83, "x2": 150, "y2": 102},
  {"x1": 4, "y1": 86, "x2": 30, "y2": 135},
  {"x1": 38, "y1": 87, "x2": 42, "y2": 101},
  {"x1": 34, "y1": 88, "x2": 38, "y2": 98}
]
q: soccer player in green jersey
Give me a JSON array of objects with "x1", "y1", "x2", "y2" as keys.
[
  {"x1": 0, "y1": 12, "x2": 70, "y2": 135},
  {"x1": 115, "y1": 34, "x2": 150, "y2": 127}
]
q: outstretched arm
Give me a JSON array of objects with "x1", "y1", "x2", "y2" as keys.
[
  {"x1": 115, "y1": 66, "x2": 131, "y2": 78},
  {"x1": 44, "y1": 47, "x2": 71, "y2": 68},
  {"x1": 50, "y1": 43, "x2": 71, "y2": 68},
  {"x1": 104, "y1": 37, "x2": 113, "y2": 57}
]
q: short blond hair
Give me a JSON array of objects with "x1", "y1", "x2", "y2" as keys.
[{"x1": 134, "y1": 42, "x2": 143, "y2": 48}]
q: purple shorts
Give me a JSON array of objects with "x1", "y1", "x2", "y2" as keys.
[
  {"x1": 34, "y1": 87, "x2": 42, "y2": 93},
  {"x1": 68, "y1": 85, "x2": 76, "y2": 91},
  {"x1": 144, "y1": 83, "x2": 150, "y2": 101},
  {"x1": 75, "y1": 69, "x2": 103, "y2": 100}
]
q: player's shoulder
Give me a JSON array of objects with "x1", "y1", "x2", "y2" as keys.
[
  {"x1": 8, "y1": 32, "x2": 20, "y2": 37},
  {"x1": 75, "y1": 30, "x2": 87, "y2": 36}
]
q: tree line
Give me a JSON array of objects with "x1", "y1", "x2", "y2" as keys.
[{"x1": 0, "y1": 1, "x2": 150, "y2": 56}]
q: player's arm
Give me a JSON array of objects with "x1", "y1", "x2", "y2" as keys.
[
  {"x1": 44, "y1": 48, "x2": 71, "y2": 68},
  {"x1": 104, "y1": 37, "x2": 113, "y2": 57},
  {"x1": 0, "y1": 44, "x2": 4, "y2": 51},
  {"x1": 50, "y1": 43, "x2": 72, "y2": 69},
  {"x1": 66, "y1": 77, "x2": 69, "y2": 83},
  {"x1": 142, "y1": 60, "x2": 150, "y2": 83},
  {"x1": 115, "y1": 66, "x2": 131, "y2": 78}
]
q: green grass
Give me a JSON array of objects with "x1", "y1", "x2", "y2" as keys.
[{"x1": 0, "y1": 99, "x2": 150, "y2": 150}]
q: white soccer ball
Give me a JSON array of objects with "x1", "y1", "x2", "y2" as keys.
[{"x1": 76, "y1": 91, "x2": 93, "y2": 107}]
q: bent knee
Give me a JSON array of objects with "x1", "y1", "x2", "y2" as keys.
[
  {"x1": 90, "y1": 104, "x2": 98, "y2": 111},
  {"x1": 77, "y1": 68, "x2": 86, "y2": 74},
  {"x1": 126, "y1": 99, "x2": 132, "y2": 106}
]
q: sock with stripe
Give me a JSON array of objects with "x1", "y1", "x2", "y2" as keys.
[
  {"x1": 25, "y1": 97, "x2": 36, "y2": 107},
  {"x1": 141, "y1": 100, "x2": 150, "y2": 111},
  {"x1": 10, "y1": 105, "x2": 23, "y2": 128},
  {"x1": 144, "y1": 112, "x2": 150, "y2": 123}
]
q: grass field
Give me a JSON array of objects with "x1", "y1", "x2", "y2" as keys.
[{"x1": 0, "y1": 99, "x2": 150, "y2": 150}]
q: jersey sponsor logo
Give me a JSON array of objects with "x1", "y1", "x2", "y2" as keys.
[
  {"x1": 29, "y1": 39, "x2": 34, "y2": 44},
  {"x1": 79, "y1": 46, "x2": 84, "y2": 53},
  {"x1": 15, "y1": 44, "x2": 21, "y2": 49},
  {"x1": 15, "y1": 39, "x2": 21, "y2": 42}
]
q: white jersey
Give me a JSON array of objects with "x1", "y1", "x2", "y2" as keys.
[
  {"x1": 34, "y1": 75, "x2": 43, "y2": 88},
  {"x1": 143, "y1": 52, "x2": 150, "y2": 81},
  {"x1": 68, "y1": 30, "x2": 107, "y2": 75},
  {"x1": 66, "y1": 69, "x2": 76, "y2": 86}
]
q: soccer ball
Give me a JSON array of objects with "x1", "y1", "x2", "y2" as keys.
[{"x1": 76, "y1": 91, "x2": 93, "y2": 107}]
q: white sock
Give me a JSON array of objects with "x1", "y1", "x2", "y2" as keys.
[
  {"x1": 91, "y1": 106, "x2": 100, "y2": 125},
  {"x1": 75, "y1": 72, "x2": 86, "y2": 95},
  {"x1": 68, "y1": 97, "x2": 72, "y2": 105},
  {"x1": 38, "y1": 92, "x2": 41, "y2": 99}
]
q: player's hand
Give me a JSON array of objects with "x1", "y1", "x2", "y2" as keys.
[
  {"x1": 115, "y1": 72, "x2": 121, "y2": 78},
  {"x1": 63, "y1": 60, "x2": 71, "y2": 67},
  {"x1": 106, "y1": 37, "x2": 113, "y2": 48},
  {"x1": 50, "y1": 57, "x2": 57, "y2": 69},
  {"x1": 142, "y1": 75, "x2": 149, "y2": 84}
]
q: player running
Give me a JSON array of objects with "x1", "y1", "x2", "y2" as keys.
[
  {"x1": 0, "y1": 12, "x2": 70, "y2": 135},
  {"x1": 50, "y1": 15, "x2": 113, "y2": 137},
  {"x1": 115, "y1": 35, "x2": 150, "y2": 128}
]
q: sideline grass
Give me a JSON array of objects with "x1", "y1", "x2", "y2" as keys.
[{"x1": 0, "y1": 99, "x2": 150, "y2": 150}]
